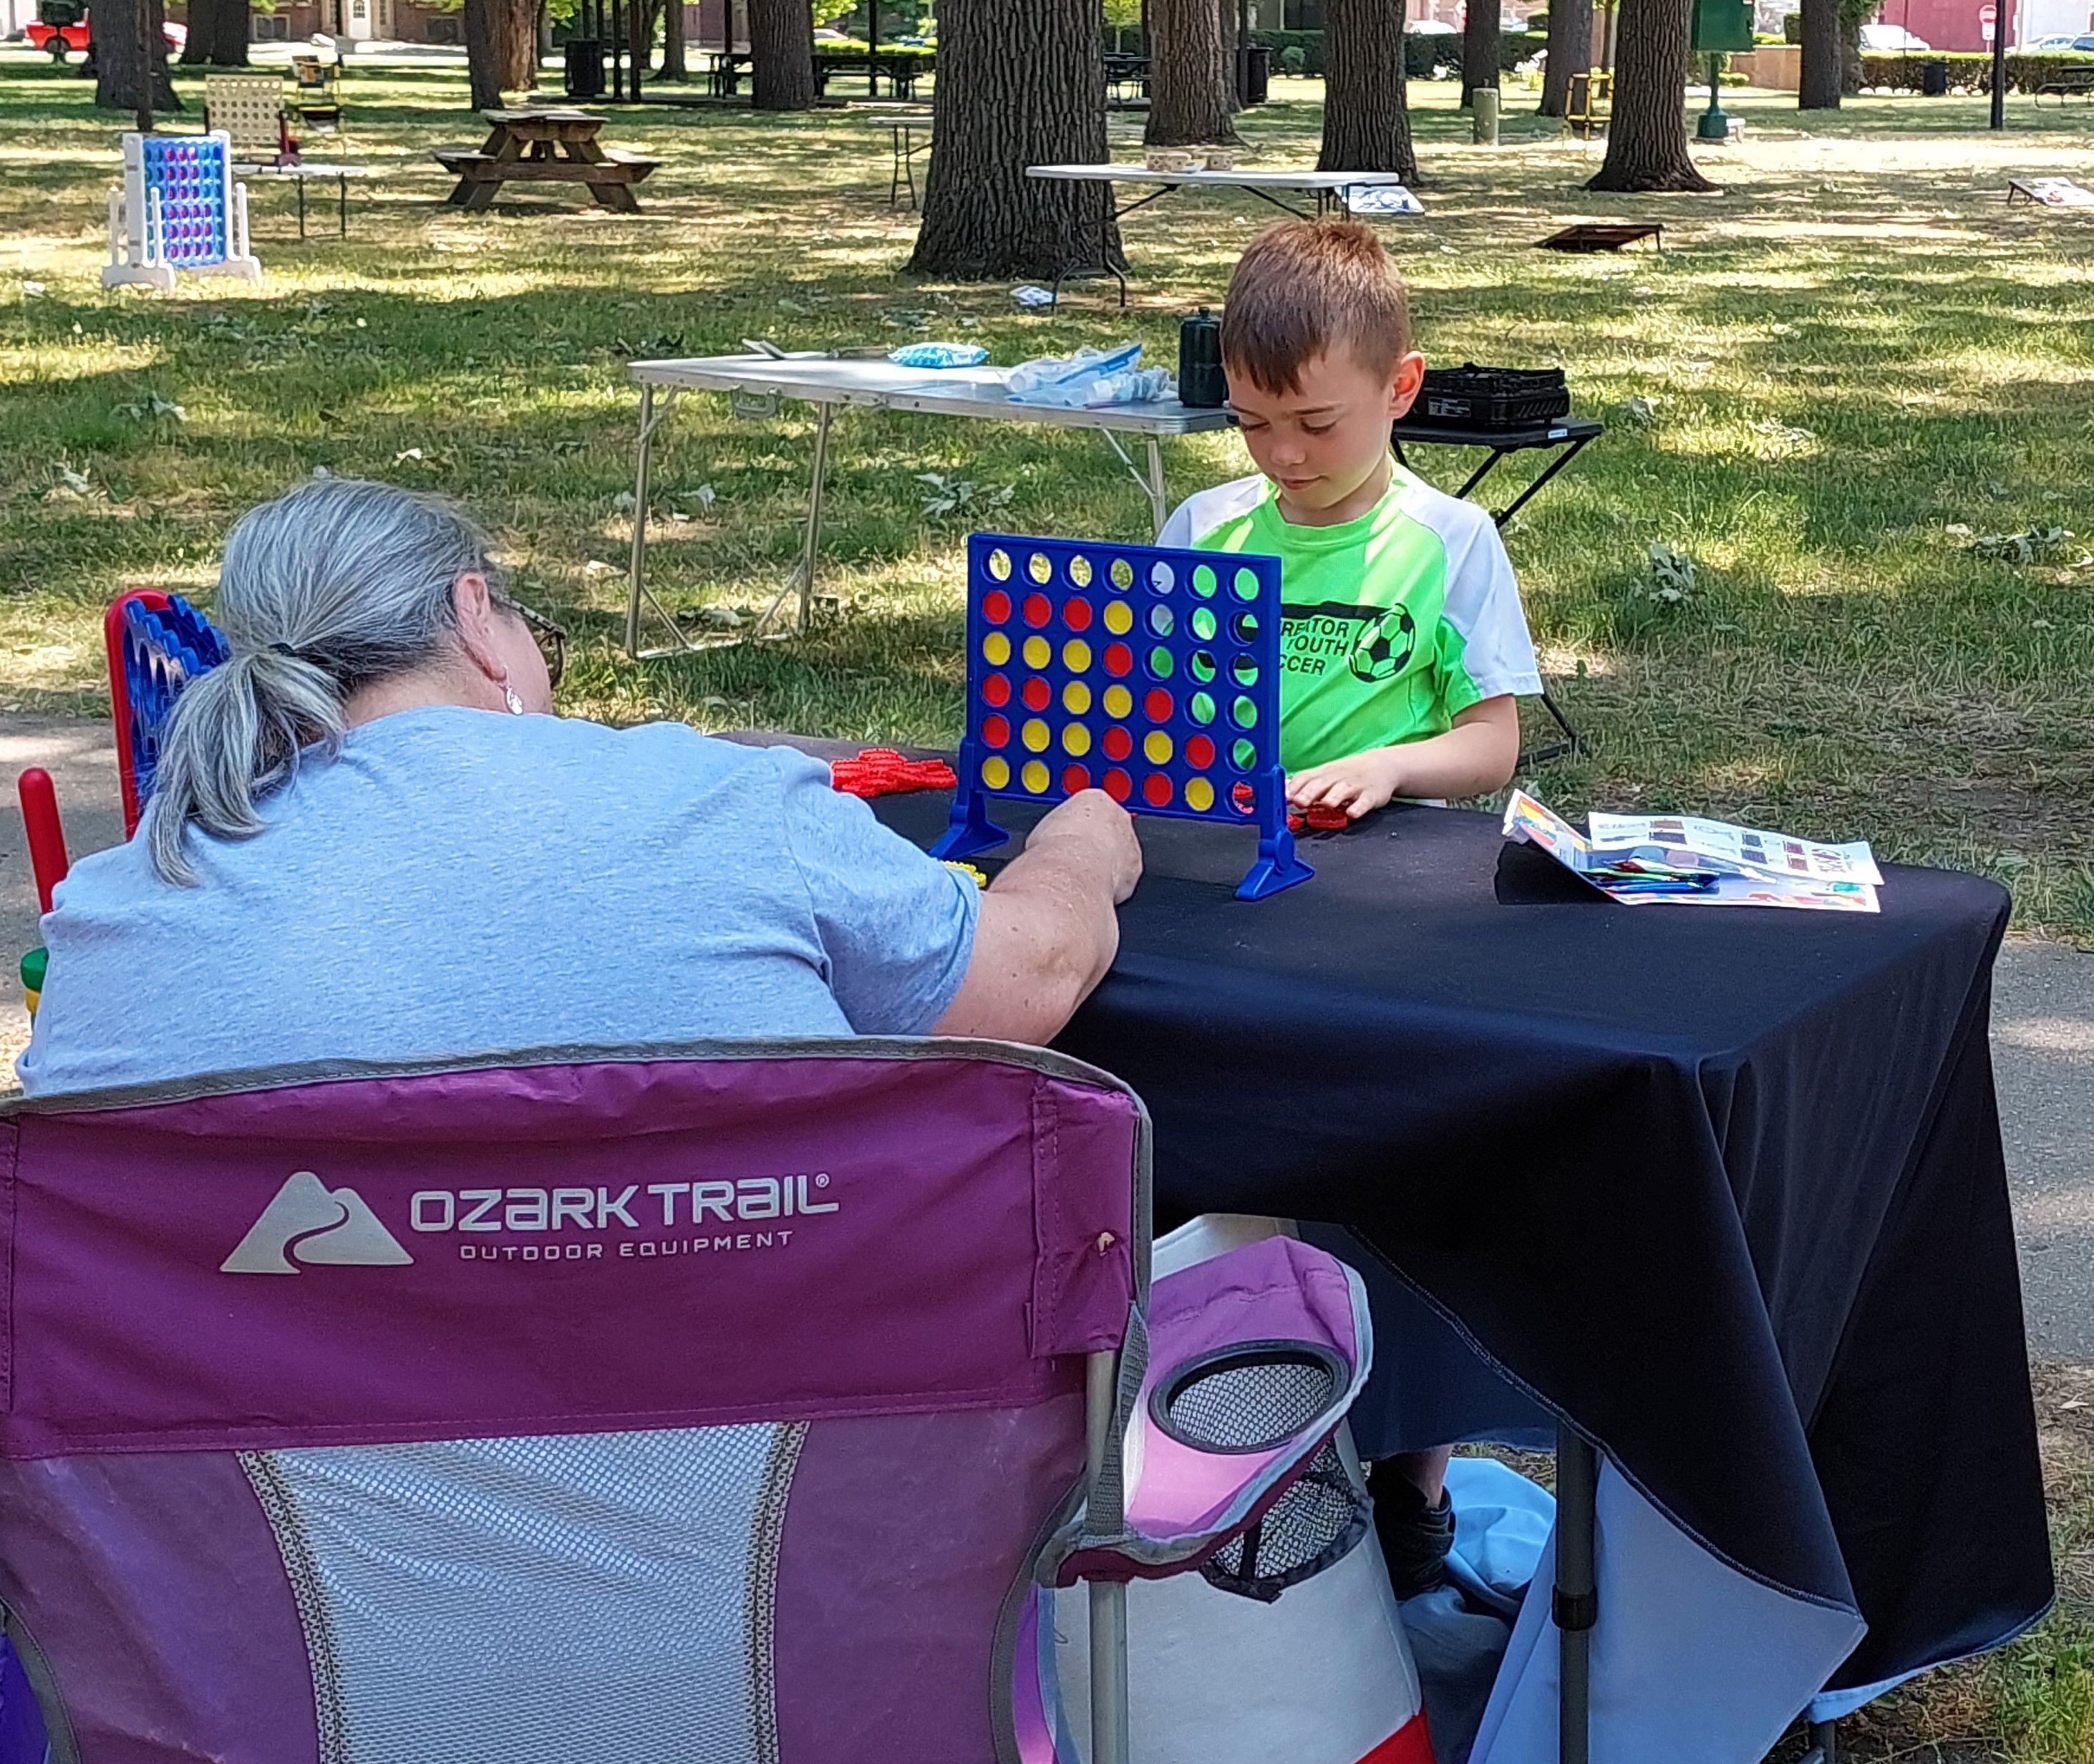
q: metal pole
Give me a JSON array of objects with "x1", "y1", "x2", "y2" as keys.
[
  {"x1": 626, "y1": 383, "x2": 656, "y2": 659},
  {"x1": 1556, "y1": 1423, "x2": 1599, "y2": 1764},
  {"x1": 796, "y1": 402, "x2": 835, "y2": 634},
  {"x1": 1143, "y1": 435, "x2": 1167, "y2": 537},
  {"x1": 1086, "y1": 1349, "x2": 1130, "y2": 1764},
  {"x1": 1988, "y1": 0, "x2": 2006, "y2": 129}
]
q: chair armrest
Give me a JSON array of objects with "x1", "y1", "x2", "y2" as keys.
[{"x1": 1041, "y1": 1234, "x2": 1372, "y2": 1589}]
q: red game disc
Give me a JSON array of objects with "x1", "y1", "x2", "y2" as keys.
[
  {"x1": 1062, "y1": 597, "x2": 1092, "y2": 631},
  {"x1": 1022, "y1": 592, "x2": 1052, "y2": 627},
  {"x1": 982, "y1": 590, "x2": 1012, "y2": 624},
  {"x1": 1021, "y1": 677, "x2": 1052, "y2": 711},
  {"x1": 1102, "y1": 768, "x2": 1132, "y2": 803},
  {"x1": 981, "y1": 674, "x2": 1012, "y2": 708},
  {"x1": 1102, "y1": 725, "x2": 1133, "y2": 762},
  {"x1": 1144, "y1": 687, "x2": 1173, "y2": 723},
  {"x1": 1102, "y1": 643, "x2": 1133, "y2": 677},
  {"x1": 1062, "y1": 764, "x2": 1091, "y2": 794},
  {"x1": 981, "y1": 714, "x2": 1010, "y2": 749},
  {"x1": 1186, "y1": 734, "x2": 1215, "y2": 769},
  {"x1": 1143, "y1": 773, "x2": 1173, "y2": 808}
]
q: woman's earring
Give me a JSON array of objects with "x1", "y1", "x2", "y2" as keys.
[{"x1": 503, "y1": 675, "x2": 525, "y2": 715}]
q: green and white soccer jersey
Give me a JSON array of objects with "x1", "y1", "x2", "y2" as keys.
[{"x1": 1159, "y1": 468, "x2": 1541, "y2": 772}]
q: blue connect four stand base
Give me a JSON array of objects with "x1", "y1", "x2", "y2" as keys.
[{"x1": 931, "y1": 533, "x2": 1312, "y2": 902}]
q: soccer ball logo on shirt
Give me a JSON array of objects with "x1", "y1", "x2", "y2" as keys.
[{"x1": 1347, "y1": 606, "x2": 1417, "y2": 683}]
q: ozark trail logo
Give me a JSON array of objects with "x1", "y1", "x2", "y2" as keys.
[{"x1": 221, "y1": 1171, "x2": 415, "y2": 1275}]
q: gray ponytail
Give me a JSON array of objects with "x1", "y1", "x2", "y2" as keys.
[{"x1": 146, "y1": 476, "x2": 503, "y2": 886}]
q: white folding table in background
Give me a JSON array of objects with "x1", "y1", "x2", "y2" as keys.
[
  {"x1": 622, "y1": 353, "x2": 1234, "y2": 659},
  {"x1": 1025, "y1": 163, "x2": 1422, "y2": 305}
]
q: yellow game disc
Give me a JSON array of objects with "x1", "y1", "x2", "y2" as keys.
[
  {"x1": 1102, "y1": 684, "x2": 1132, "y2": 719},
  {"x1": 1062, "y1": 639, "x2": 1092, "y2": 673},
  {"x1": 1184, "y1": 777, "x2": 1214, "y2": 812},
  {"x1": 983, "y1": 631, "x2": 1011, "y2": 666},
  {"x1": 1021, "y1": 760, "x2": 1050, "y2": 793},
  {"x1": 1062, "y1": 680, "x2": 1092, "y2": 714},
  {"x1": 982, "y1": 755, "x2": 1011, "y2": 789},
  {"x1": 1022, "y1": 718, "x2": 1050, "y2": 752},
  {"x1": 1102, "y1": 601, "x2": 1134, "y2": 635},
  {"x1": 942, "y1": 861, "x2": 989, "y2": 888},
  {"x1": 1022, "y1": 636, "x2": 1051, "y2": 669},
  {"x1": 1062, "y1": 722, "x2": 1092, "y2": 756},
  {"x1": 1145, "y1": 731, "x2": 1173, "y2": 765}
]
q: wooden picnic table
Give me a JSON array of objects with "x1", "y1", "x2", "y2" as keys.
[{"x1": 433, "y1": 109, "x2": 657, "y2": 213}]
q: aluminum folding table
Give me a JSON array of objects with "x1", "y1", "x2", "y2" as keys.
[{"x1": 621, "y1": 353, "x2": 1233, "y2": 658}]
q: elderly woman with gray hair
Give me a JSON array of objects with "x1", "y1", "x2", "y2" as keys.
[{"x1": 19, "y1": 477, "x2": 1141, "y2": 1095}]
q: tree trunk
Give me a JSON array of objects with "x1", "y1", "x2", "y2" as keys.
[
  {"x1": 1219, "y1": 0, "x2": 1241, "y2": 113},
  {"x1": 1461, "y1": 0, "x2": 1499, "y2": 106},
  {"x1": 498, "y1": 0, "x2": 539, "y2": 89},
  {"x1": 93, "y1": 0, "x2": 181, "y2": 113},
  {"x1": 1146, "y1": 0, "x2": 1240, "y2": 145},
  {"x1": 908, "y1": 0, "x2": 1123, "y2": 281},
  {"x1": 1538, "y1": 0, "x2": 1589, "y2": 113},
  {"x1": 661, "y1": 0, "x2": 688, "y2": 79},
  {"x1": 463, "y1": 0, "x2": 503, "y2": 110},
  {"x1": 1585, "y1": 0, "x2": 1712, "y2": 190},
  {"x1": 749, "y1": 0, "x2": 816, "y2": 107},
  {"x1": 1838, "y1": 14, "x2": 1862, "y2": 92},
  {"x1": 1798, "y1": 0, "x2": 1839, "y2": 107},
  {"x1": 1318, "y1": 0, "x2": 1416, "y2": 182},
  {"x1": 179, "y1": 0, "x2": 251, "y2": 67},
  {"x1": 625, "y1": 0, "x2": 656, "y2": 75}
]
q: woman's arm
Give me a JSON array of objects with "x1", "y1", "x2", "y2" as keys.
[{"x1": 934, "y1": 791, "x2": 1142, "y2": 1045}]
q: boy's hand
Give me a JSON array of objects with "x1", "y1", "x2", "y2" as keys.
[{"x1": 1286, "y1": 749, "x2": 1409, "y2": 821}]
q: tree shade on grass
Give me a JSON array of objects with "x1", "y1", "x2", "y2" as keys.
[
  {"x1": 1317, "y1": 0, "x2": 1417, "y2": 180},
  {"x1": 907, "y1": 0, "x2": 1123, "y2": 281},
  {"x1": 1147, "y1": 0, "x2": 1241, "y2": 147},
  {"x1": 1585, "y1": 0, "x2": 1714, "y2": 191}
]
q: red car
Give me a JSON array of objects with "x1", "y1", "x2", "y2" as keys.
[{"x1": 26, "y1": 14, "x2": 187, "y2": 57}]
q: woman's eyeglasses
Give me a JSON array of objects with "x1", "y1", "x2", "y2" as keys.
[{"x1": 494, "y1": 592, "x2": 567, "y2": 689}]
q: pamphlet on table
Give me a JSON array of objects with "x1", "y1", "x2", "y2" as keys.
[{"x1": 1502, "y1": 792, "x2": 1881, "y2": 912}]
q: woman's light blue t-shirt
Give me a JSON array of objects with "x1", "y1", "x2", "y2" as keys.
[{"x1": 17, "y1": 708, "x2": 981, "y2": 1097}]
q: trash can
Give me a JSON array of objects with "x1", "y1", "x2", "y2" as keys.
[
  {"x1": 1236, "y1": 42, "x2": 1271, "y2": 106},
  {"x1": 1921, "y1": 57, "x2": 1949, "y2": 95},
  {"x1": 565, "y1": 37, "x2": 605, "y2": 100}
]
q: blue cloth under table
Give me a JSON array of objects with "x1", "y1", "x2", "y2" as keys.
[{"x1": 803, "y1": 743, "x2": 2050, "y2": 1763}]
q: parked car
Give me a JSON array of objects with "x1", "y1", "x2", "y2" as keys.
[
  {"x1": 2074, "y1": 32, "x2": 2094, "y2": 48},
  {"x1": 1858, "y1": 21, "x2": 1931, "y2": 49},
  {"x1": 2030, "y1": 32, "x2": 2083, "y2": 46},
  {"x1": 26, "y1": 11, "x2": 186, "y2": 56}
]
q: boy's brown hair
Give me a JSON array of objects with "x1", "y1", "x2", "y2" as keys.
[{"x1": 1220, "y1": 219, "x2": 1414, "y2": 396}]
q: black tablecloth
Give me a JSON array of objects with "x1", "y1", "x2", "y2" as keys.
[{"x1": 851, "y1": 773, "x2": 2052, "y2": 1692}]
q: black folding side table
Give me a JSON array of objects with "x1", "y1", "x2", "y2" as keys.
[{"x1": 1390, "y1": 414, "x2": 1605, "y2": 768}]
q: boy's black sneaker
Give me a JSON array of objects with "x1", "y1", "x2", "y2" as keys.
[{"x1": 1367, "y1": 1460, "x2": 1455, "y2": 1601}]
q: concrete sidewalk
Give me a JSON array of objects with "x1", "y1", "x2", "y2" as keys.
[{"x1": 5, "y1": 713, "x2": 2092, "y2": 1354}]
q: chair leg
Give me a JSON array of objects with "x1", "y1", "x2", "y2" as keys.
[
  {"x1": 1556, "y1": 1424, "x2": 1599, "y2": 1764},
  {"x1": 1795, "y1": 1717, "x2": 1838, "y2": 1764}
]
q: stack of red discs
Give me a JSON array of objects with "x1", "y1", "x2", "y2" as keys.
[{"x1": 830, "y1": 747, "x2": 959, "y2": 798}]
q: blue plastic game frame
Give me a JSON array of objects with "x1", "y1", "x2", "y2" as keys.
[
  {"x1": 142, "y1": 135, "x2": 231, "y2": 268},
  {"x1": 932, "y1": 533, "x2": 1312, "y2": 901},
  {"x1": 118, "y1": 594, "x2": 230, "y2": 820}
]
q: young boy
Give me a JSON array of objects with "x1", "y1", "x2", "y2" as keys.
[
  {"x1": 1159, "y1": 218, "x2": 1541, "y2": 821},
  {"x1": 1159, "y1": 218, "x2": 1543, "y2": 1596}
]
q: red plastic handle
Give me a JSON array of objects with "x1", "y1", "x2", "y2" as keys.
[{"x1": 17, "y1": 767, "x2": 69, "y2": 914}]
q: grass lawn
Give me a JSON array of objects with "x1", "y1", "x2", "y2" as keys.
[
  {"x1": 1, "y1": 59, "x2": 2091, "y2": 936},
  {"x1": 2, "y1": 59, "x2": 2094, "y2": 1753}
]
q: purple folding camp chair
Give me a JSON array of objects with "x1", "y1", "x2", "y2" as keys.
[{"x1": 0, "y1": 1040, "x2": 1372, "y2": 1764}]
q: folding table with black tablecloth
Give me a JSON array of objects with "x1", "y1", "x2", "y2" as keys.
[{"x1": 753, "y1": 734, "x2": 2052, "y2": 1764}]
